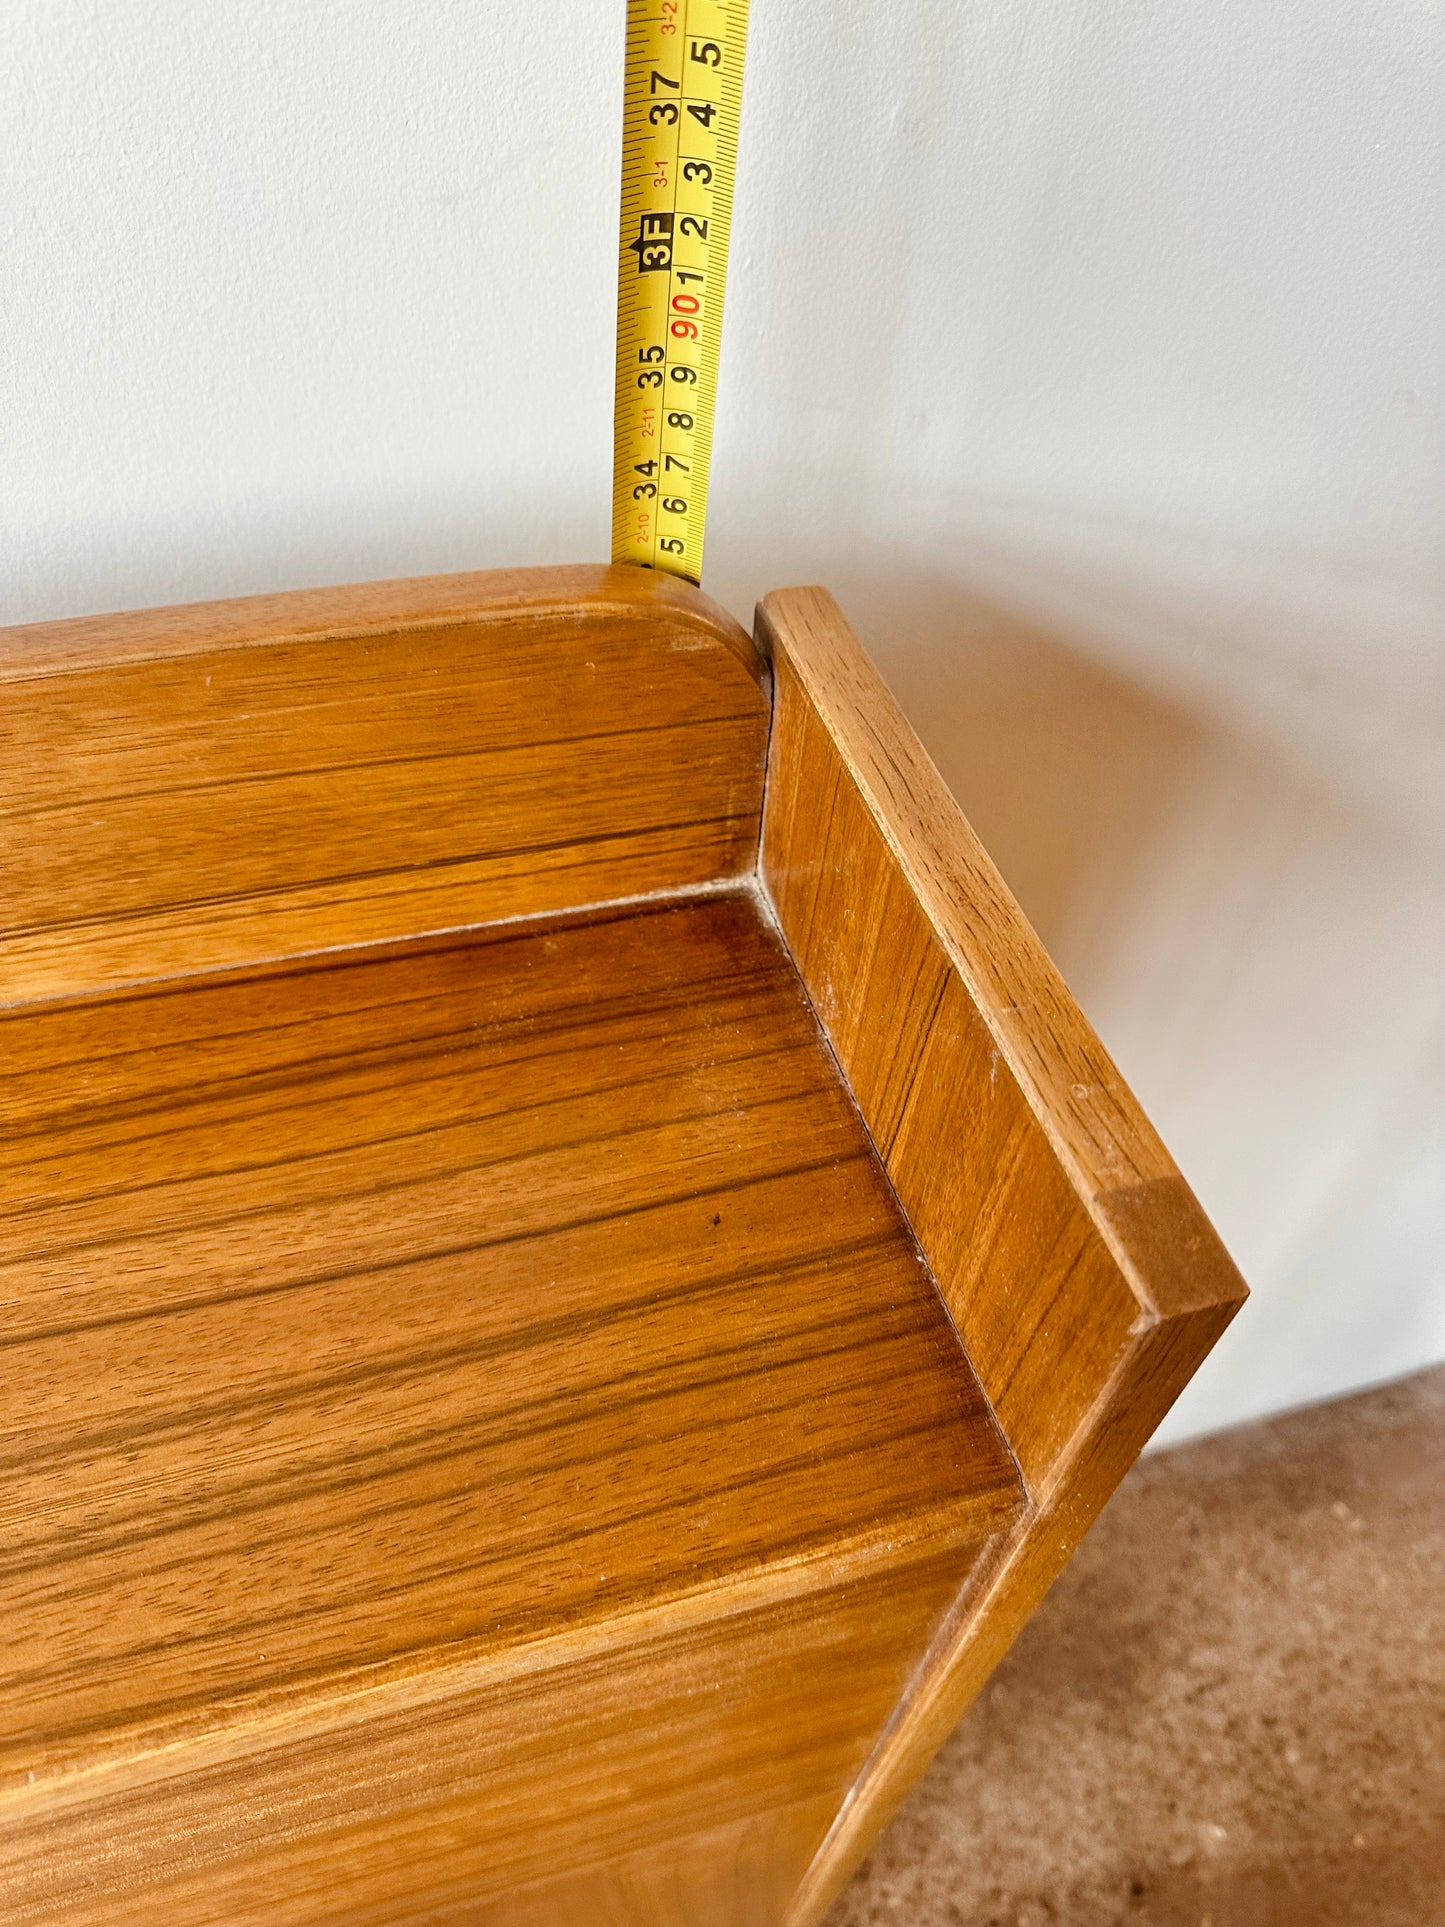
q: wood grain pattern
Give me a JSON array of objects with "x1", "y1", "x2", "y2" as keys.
[
  {"x1": 0, "y1": 563, "x2": 1242, "y2": 1925},
  {"x1": 0, "y1": 565, "x2": 768, "y2": 1006},
  {"x1": 0, "y1": 891, "x2": 1022, "y2": 1924},
  {"x1": 478, "y1": 1799, "x2": 840, "y2": 1927},
  {"x1": 7, "y1": 1561, "x2": 967, "y2": 1927},
  {"x1": 754, "y1": 587, "x2": 1248, "y2": 1926},
  {"x1": 0, "y1": 563, "x2": 764, "y2": 685}
]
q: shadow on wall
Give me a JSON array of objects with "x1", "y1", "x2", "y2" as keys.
[
  {"x1": 0, "y1": 485, "x2": 610, "y2": 629},
  {"x1": 788, "y1": 568, "x2": 1213, "y2": 994}
]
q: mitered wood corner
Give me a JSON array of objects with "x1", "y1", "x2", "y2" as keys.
[{"x1": 0, "y1": 565, "x2": 1243, "y2": 1926}]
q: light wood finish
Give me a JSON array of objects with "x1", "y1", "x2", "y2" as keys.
[
  {"x1": 0, "y1": 565, "x2": 767, "y2": 1007},
  {"x1": 8, "y1": 1569, "x2": 962, "y2": 1927},
  {"x1": 755, "y1": 586, "x2": 1248, "y2": 1925},
  {"x1": 0, "y1": 892, "x2": 1022, "y2": 1925},
  {"x1": 0, "y1": 564, "x2": 762, "y2": 686},
  {"x1": 0, "y1": 564, "x2": 1242, "y2": 1924}
]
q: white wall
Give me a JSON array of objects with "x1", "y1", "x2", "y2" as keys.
[{"x1": 6, "y1": 0, "x2": 1442, "y2": 1443}]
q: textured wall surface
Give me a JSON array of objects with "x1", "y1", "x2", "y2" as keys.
[{"x1": 5, "y1": 0, "x2": 1442, "y2": 1440}]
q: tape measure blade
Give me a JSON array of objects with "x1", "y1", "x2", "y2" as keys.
[{"x1": 612, "y1": 0, "x2": 750, "y2": 585}]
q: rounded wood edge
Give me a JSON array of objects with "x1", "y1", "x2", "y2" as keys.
[{"x1": 0, "y1": 563, "x2": 766, "y2": 692}]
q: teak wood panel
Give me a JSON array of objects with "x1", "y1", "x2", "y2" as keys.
[
  {"x1": 7, "y1": 1560, "x2": 967, "y2": 1927},
  {"x1": 0, "y1": 892, "x2": 1023, "y2": 1925},
  {"x1": 0, "y1": 563, "x2": 1243, "y2": 1926},
  {"x1": 0, "y1": 565, "x2": 768, "y2": 1006},
  {"x1": 756, "y1": 587, "x2": 1248, "y2": 1925}
]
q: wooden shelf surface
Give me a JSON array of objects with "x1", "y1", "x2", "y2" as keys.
[
  {"x1": 0, "y1": 889, "x2": 1021, "y2": 1922},
  {"x1": 0, "y1": 564, "x2": 1244, "y2": 1927}
]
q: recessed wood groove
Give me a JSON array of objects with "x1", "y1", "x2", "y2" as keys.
[
  {"x1": 0, "y1": 896, "x2": 778, "y2": 1088},
  {"x1": 0, "y1": 811, "x2": 763, "y2": 948}
]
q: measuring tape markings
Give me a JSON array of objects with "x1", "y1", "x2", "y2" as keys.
[{"x1": 612, "y1": 0, "x2": 750, "y2": 584}]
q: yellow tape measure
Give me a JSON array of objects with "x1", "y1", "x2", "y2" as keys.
[{"x1": 611, "y1": 0, "x2": 750, "y2": 585}]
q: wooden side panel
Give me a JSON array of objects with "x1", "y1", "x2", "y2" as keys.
[
  {"x1": 756, "y1": 587, "x2": 1248, "y2": 1924},
  {"x1": 762, "y1": 670, "x2": 1140, "y2": 1486},
  {"x1": 480, "y1": 1802, "x2": 840, "y2": 1927},
  {"x1": 0, "y1": 565, "x2": 769, "y2": 1005},
  {"x1": 0, "y1": 1555, "x2": 965, "y2": 1927}
]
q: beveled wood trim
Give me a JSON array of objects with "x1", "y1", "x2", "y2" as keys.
[{"x1": 754, "y1": 587, "x2": 1247, "y2": 1924}]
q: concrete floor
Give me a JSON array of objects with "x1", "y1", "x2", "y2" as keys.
[{"x1": 828, "y1": 1366, "x2": 1445, "y2": 1927}]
